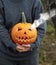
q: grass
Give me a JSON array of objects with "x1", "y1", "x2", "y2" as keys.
[{"x1": 39, "y1": 20, "x2": 56, "y2": 65}]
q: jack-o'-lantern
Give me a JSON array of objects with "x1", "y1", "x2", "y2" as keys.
[{"x1": 11, "y1": 12, "x2": 37, "y2": 45}]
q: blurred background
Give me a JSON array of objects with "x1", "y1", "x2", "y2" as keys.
[{"x1": 39, "y1": 0, "x2": 56, "y2": 65}]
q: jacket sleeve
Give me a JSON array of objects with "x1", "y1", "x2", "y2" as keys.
[
  {"x1": 0, "y1": 0, "x2": 17, "y2": 51},
  {"x1": 31, "y1": 0, "x2": 46, "y2": 50}
]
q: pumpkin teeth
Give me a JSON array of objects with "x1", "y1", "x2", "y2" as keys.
[
  {"x1": 27, "y1": 40, "x2": 30, "y2": 42},
  {"x1": 16, "y1": 36, "x2": 34, "y2": 42},
  {"x1": 16, "y1": 38, "x2": 20, "y2": 42},
  {"x1": 16, "y1": 36, "x2": 35, "y2": 44},
  {"x1": 23, "y1": 37, "x2": 28, "y2": 40},
  {"x1": 24, "y1": 37, "x2": 26, "y2": 40},
  {"x1": 25, "y1": 37, "x2": 28, "y2": 39},
  {"x1": 19, "y1": 39, "x2": 22, "y2": 42},
  {"x1": 21, "y1": 40, "x2": 23, "y2": 42},
  {"x1": 22, "y1": 37, "x2": 24, "y2": 39},
  {"x1": 23, "y1": 40, "x2": 26, "y2": 42},
  {"x1": 19, "y1": 37, "x2": 20, "y2": 39}
]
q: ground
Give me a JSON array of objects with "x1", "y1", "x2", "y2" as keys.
[{"x1": 39, "y1": 20, "x2": 56, "y2": 65}]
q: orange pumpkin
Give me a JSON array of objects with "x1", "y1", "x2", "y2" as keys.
[{"x1": 11, "y1": 12, "x2": 37, "y2": 45}]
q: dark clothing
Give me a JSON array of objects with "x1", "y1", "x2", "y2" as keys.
[
  {"x1": 0, "y1": 51, "x2": 39, "y2": 65},
  {"x1": 0, "y1": 0, "x2": 46, "y2": 64}
]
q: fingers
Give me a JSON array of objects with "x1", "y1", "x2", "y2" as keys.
[
  {"x1": 16, "y1": 45, "x2": 24, "y2": 50},
  {"x1": 19, "y1": 48, "x2": 30, "y2": 52},
  {"x1": 17, "y1": 49, "x2": 25, "y2": 52},
  {"x1": 16, "y1": 46, "x2": 30, "y2": 52},
  {"x1": 16, "y1": 44, "x2": 25, "y2": 52},
  {"x1": 22, "y1": 44, "x2": 31, "y2": 48},
  {"x1": 16, "y1": 43, "x2": 31, "y2": 48},
  {"x1": 16, "y1": 43, "x2": 31, "y2": 52},
  {"x1": 16, "y1": 45, "x2": 30, "y2": 52}
]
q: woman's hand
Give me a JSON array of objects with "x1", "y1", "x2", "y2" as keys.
[
  {"x1": 16, "y1": 44, "x2": 25, "y2": 52},
  {"x1": 22, "y1": 44, "x2": 31, "y2": 51},
  {"x1": 16, "y1": 43, "x2": 31, "y2": 52}
]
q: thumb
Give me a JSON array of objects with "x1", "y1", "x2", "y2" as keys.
[{"x1": 22, "y1": 44, "x2": 31, "y2": 48}]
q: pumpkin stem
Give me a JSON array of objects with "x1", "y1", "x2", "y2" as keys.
[{"x1": 22, "y1": 12, "x2": 26, "y2": 23}]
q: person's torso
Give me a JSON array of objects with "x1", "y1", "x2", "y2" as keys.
[{"x1": 0, "y1": 0, "x2": 38, "y2": 61}]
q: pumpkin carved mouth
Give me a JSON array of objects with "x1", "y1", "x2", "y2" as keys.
[
  {"x1": 15, "y1": 36, "x2": 34, "y2": 43},
  {"x1": 16, "y1": 36, "x2": 34, "y2": 40}
]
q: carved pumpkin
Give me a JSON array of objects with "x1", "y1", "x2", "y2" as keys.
[{"x1": 11, "y1": 12, "x2": 37, "y2": 45}]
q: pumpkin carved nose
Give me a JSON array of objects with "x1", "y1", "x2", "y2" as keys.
[{"x1": 24, "y1": 32, "x2": 26, "y2": 34}]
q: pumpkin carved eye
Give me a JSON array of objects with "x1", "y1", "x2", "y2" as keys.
[
  {"x1": 18, "y1": 28, "x2": 22, "y2": 31},
  {"x1": 28, "y1": 29, "x2": 32, "y2": 31}
]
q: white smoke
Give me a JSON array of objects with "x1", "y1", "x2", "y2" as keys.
[{"x1": 31, "y1": 9, "x2": 56, "y2": 29}]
